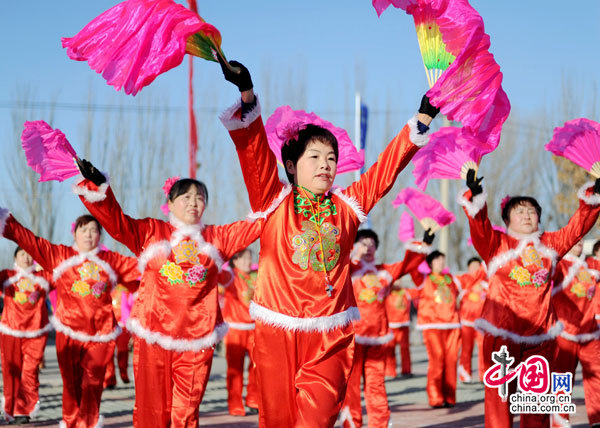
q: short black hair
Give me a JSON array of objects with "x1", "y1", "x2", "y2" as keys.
[
  {"x1": 74, "y1": 215, "x2": 102, "y2": 235},
  {"x1": 355, "y1": 229, "x2": 379, "y2": 249},
  {"x1": 467, "y1": 257, "x2": 482, "y2": 267},
  {"x1": 501, "y1": 196, "x2": 542, "y2": 225},
  {"x1": 593, "y1": 240, "x2": 600, "y2": 256},
  {"x1": 230, "y1": 248, "x2": 251, "y2": 263},
  {"x1": 168, "y1": 179, "x2": 209, "y2": 205},
  {"x1": 281, "y1": 125, "x2": 339, "y2": 183},
  {"x1": 14, "y1": 246, "x2": 24, "y2": 258},
  {"x1": 426, "y1": 250, "x2": 445, "y2": 268}
]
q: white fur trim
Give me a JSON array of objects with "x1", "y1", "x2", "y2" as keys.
[
  {"x1": 407, "y1": 114, "x2": 429, "y2": 147},
  {"x1": 0, "y1": 208, "x2": 9, "y2": 236},
  {"x1": 458, "y1": 364, "x2": 472, "y2": 383},
  {"x1": 250, "y1": 302, "x2": 360, "y2": 332},
  {"x1": 0, "y1": 322, "x2": 51, "y2": 338},
  {"x1": 389, "y1": 321, "x2": 410, "y2": 328},
  {"x1": 351, "y1": 260, "x2": 377, "y2": 281},
  {"x1": 28, "y1": 401, "x2": 40, "y2": 418},
  {"x1": 53, "y1": 248, "x2": 117, "y2": 288},
  {"x1": 227, "y1": 322, "x2": 255, "y2": 331},
  {"x1": 247, "y1": 184, "x2": 292, "y2": 222},
  {"x1": 474, "y1": 318, "x2": 563, "y2": 344},
  {"x1": 59, "y1": 421, "x2": 67, "y2": 428},
  {"x1": 338, "y1": 406, "x2": 357, "y2": 428},
  {"x1": 551, "y1": 413, "x2": 570, "y2": 428},
  {"x1": 4, "y1": 265, "x2": 49, "y2": 292},
  {"x1": 404, "y1": 241, "x2": 431, "y2": 255},
  {"x1": 219, "y1": 97, "x2": 262, "y2": 131},
  {"x1": 416, "y1": 322, "x2": 461, "y2": 330},
  {"x1": 457, "y1": 187, "x2": 488, "y2": 218},
  {"x1": 51, "y1": 316, "x2": 121, "y2": 343},
  {"x1": 461, "y1": 320, "x2": 476, "y2": 327},
  {"x1": 577, "y1": 181, "x2": 600, "y2": 206},
  {"x1": 127, "y1": 318, "x2": 228, "y2": 352},
  {"x1": 559, "y1": 328, "x2": 600, "y2": 343},
  {"x1": 137, "y1": 240, "x2": 171, "y2": 273},
  {"x1": 487, "y1": 232, "x2": 557, "y2": 279},
  {"x1": 72, "y1": 175, "x2": 109, "y2": 203},
  {"x1": 355, "y1": 332, "x2": 394, "y2": 345},
  {"x1": 552, "y1": 255, "x2": 586, "y2": 296},
  {"x1": 94, "y1": 415, "x2": 104, "y2": 428},
  {"x1": 331, "y1": 188, "x2": 367, "y2": 223},
  {"x1": 1, "y1": 396, "x2": 14, "y2": 422}
]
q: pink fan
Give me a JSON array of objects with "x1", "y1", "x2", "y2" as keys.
[
  {"x1": 393, "y1": 188, "x2": 455, "y2": 233},
  {"x1": 545, "y1": 118, "x2": 600, "y2": 178},
  {"x1": 21, "y1": 121, "x2": 79, "y2": 182},
  {"x1": 62, "y1": 0, "x2": 233, "y2": 95},
  {"x1": 398, "y1": 211, "x2": 415, "y2": 242},
  {"x1": 411, "y1": 127, "x2": 489, "y2": 190},
  {"x1": 265, "y1": 106, "x2": 365, "y2": 174},
  {"x1": 467, "y1": 225, "x2": 505, "y2": 246}
]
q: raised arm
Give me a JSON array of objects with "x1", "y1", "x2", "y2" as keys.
[
  {"x1": 208, "y1": 220, "x2": 262, "y2": 262},
  {"x1": 108, "y1": 252, "x2": 141, "y2": 292}
]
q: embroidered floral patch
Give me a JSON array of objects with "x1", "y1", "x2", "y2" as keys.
[
  {"x1": 185, "y1": 265, "x2": 207, "y2": 287},
  {"x1": 520, "y1": 247, "x2": 544, "y2": 269},
  {"x1": 173, "y1": 240, "x2": 200, "y2": 265},
  {"x1": 531, "y1": 268, "x2": 549, "y2": 288},
  {"x1": 16, "y1": 277, "x2": 35, "y2": 293},
  {"x1": 28, "y1": 290, "x2": 40, "y2": 304},
  {"x1": 359, "y1": 287, "x2": 377, "y2": 304},
  {"x1": 293, "y1": 190, "x2": 337, "y2": 226},
  {"x1": 92, "y1": 281, "x2": 107, "y2": 298},
  {"x1": 239, "y1": 272, "x2": 257, "y2": 304},
  {"x1": 291, "y1": 221, "x2": 340, "y2": 272},
  {"x1": 509, "y1": 266, "x2": 532, "y2": 287},
  {"x1": 72, "y1": 280, "x2": 91, "y2": 296},
  {"x1": 14, "y1": 291, "x2": 28, "y2": 305},
  {"x1": 391, "y1": 290, "x2": 407, "y2": 310},
  {"x1": 160, "y1": 261, "x2": 184, "y2": 285},
  {"x1": 587, "y1": 285, "x2": 596, "y2": 301},
  {"x1": 78, "y1": 261, "x2": 101, "y2": 281},
  {"x1": 577, "y1": 270, "x2": 593, "y2": 284},
  {"x1": 570, "y1": 282, "x2": 587, "y2": 298},
  {"x1": 467, "y1": 291, "x2": 481, "y2": 302}
]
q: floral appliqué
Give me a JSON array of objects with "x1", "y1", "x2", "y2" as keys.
[
  {"x1": 531, "y1": 269, "x2": 549, "y2": 288},
  {"x1": 293, "y1": 190, "x2": 337, "y2": 226},
  {"x1": 72, "y1": 280, "x2": 91, "y2": 296},
  {"x1": 509, "y1": 266, "x2": 532, "y2": 287},
  {"x1": 292, "y1": 221, "x2": 340, "y2": 272},
  {"x1": 185, "y1": 265, "x2": 207, "y2": 287},
  {"x1": 358, "y1": 273, "x2": 387, "y2": 304},
  {"x1": 520, "y1": 246, "x2": 544, "y2": 269},
  {"x1": 431, "y1": 274, "x2": 453, "y2": 304},
  {"x1": 570, "y1": 269, "x2": 594, "y2": 299},
  {"x1": 78, "y1": 261, "x2": 101, "y2": 281},
  {"x1": 14, "y1": 292, "x2": 28, "y2": 305},
  {"x1": 159, "y1": 261, "x2": 184, "y2": 285},
  {"x1": 92, "y1": 281, "x2": 107, "y2": 298},
  {"x1": 391, "y1": 289, "x2": 407, "y2": 310},
  {"x1": 13, "y1": 278, "x2": 42, "y2": 305},
  {"x1": 71, "y1": 261, "x2": 107, "y2": 298},
  {"x1": 173, "y1": 240, "x2": 200, "y2": 265},
  {"x1": 240, "y1": 272, "x2": 257, "y2": 305}
]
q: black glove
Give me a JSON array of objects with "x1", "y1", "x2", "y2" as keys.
[
  {"x1": 76, "y1": 158, "x2": 106, "y2": 187},
  {"x1": 418, "y1": 95, "x2": 440, "y2": 119},
  {"x1": 466, "y1": 168, "x2": 483, "y2": 197},
  {"x1": 423, "y1": 228, "x2": 435, "y2": 245},
  {"x1": 594, "y1": 178, "x2": 600, "y2": 194},
  {"x1": 217, "y1": 55, "x2": 253, "y2": 92}
]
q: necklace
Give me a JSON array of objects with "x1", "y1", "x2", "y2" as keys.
[{"x1": 298, "y1": 186, "x2": 334, "y2": 298}]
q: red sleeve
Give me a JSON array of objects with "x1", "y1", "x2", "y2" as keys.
[
  {"x1": 108, "y1": 252, "x2": 141, "y2": 291},
  {"x1": 75, "y1": 179, "x2": 154, "y2": 256},
  {"x1": 343, "y1": 117, "x2": 424, "y2": 215},
  {"x1": 1, "y1": 213, "x2": 64, "y2": 272},
  {"x1": 543, "y1": 183, "x2": 600, "y2": 258},
  {"x1": 223, "y1": 102, "x2": 284, "y2": 214},
  {"x1": 382, "y1": 243, "x2": 428, "y2": 280},
  {"x1": 0, "y1": 270, "x2": 7, "y2": 296},
  {"x1": 209, "y1": 220, "x2": 262, "y2": 261}
]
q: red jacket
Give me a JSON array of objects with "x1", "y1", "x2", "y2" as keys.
[
  {"x1": 222, "y1": 268, "x2": 257, "y2": 329},
  {"x1": 457, "y1": 266, "x2": 488, "y2": 326},
  {"x1": 415, "y1": 273, "x2": 461, "y2": 330}
]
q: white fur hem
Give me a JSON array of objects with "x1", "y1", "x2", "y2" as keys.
[
  {"x1": 0, "y1": 208, "x2": 9, "y2": 236},
  {"x1": 559, "y1": 328, "x2": 600, "y2": 343},
  {"x1": 389, "y1": 321, "x2": 410, "y2": 328},
  {"x1": 219, "y1": 96, "x2": 262, "y2": 131},
  {"x1": 404, "y1": 241, "x2": 431, "y2": 254},
  {"x1": 457, "y1": 187, "x2": 487, "y2": 218},
  {"x1": 458, "y1": 364, "x2": 472, "y2": 383},
  {"x1": 577, "y1": 181, "x2": 600, "y2": 206},
  {"x1": 250, "y1": 302, "x2": 360, "y2": 332},
  {"x1": 474, "y1": 318, "x2": 563, "y2": 344},
  {"x1": 72, "y1": 175, "x2": 109, "y2": 203},
  {"x1": 332, "y1": 188, "x2": 367, "y2": 223},
  {"x1": 407, "y1": 114, "x2": 429, "y2": 147},
  {"x1": 226, "y1": 322, "x2": 255, "y2": 331},
  {"x1": 246, "y1": 184, "x2": 292, "y2": 222},
  {"x1": 51, "y1": 316, "x2": 121, "y2": 343},
  {"x1": 460, "y1": 320, "x2": 476, "y2": 327},
  {"x1": 355, "y1": 332, "x2": 394, "y2": 345},
  {"x1": 550, "y1": 413, "x2": 570, "y2": 428},
  {"x1": 416, "y1": 322, "x2": 461, "y2": 330},
  {"x1": 127, "y1": 318, "x2": 228, "y2": 352},
  {"x1": 0, "y1": 322, "x2": 51, "y2": 338}
]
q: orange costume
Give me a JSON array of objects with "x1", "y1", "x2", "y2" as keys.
[
  {"x1": 221, "y1": 99, "x2": 429, "y2": 427},
  {"x1": 414, "y1": 271, "x2": 461, "y2": 407},
  {"x1": 0, "y1": 265, "x2": 51, "y2": 422},
  {"x1": 75, "y1": 177, "x2": 261, "y2": 428},
  {"x1": 550, "y1": 254, "x2": 600, "y2": 427},
  {"x1": 341, "y1": 244, "x2": 427, "y2": 428},
  {"x1": 104, "y1": 285, "x2": 135, "y2": 387},
  {"x1": 222, "y1": 267, "x2": 259, "y2": 415},
  {"x1": 458, "y1": 183, "x2": 600, "y2": 428},
  {"x1": 0, "y1": 209, "x2": 139, "y2": 428},
  {"x1": 457, "y1": 266, "x2": 487, "y2": 382}
]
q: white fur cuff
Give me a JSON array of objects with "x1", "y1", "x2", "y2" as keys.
[
  {"x1": 219, "y1": 96, "x2": 262, "y2": 132},
  {"x1": 72, "y1": 175, "x2": 109, "y2": 203},
  {"x1": 407, "y1": 114, "x2": 429, "y2": 147},
  {"x1": 577, "y1": 181, "x2": 600, "y2": 206},
  {"x1": 404, "y1": 241, "x2": 431, "y2": 254},
  {"x1": 457, "y1": 187, "x2": 487, "y2": 218}
]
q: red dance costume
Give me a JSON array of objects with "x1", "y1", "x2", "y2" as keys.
[
  {"x1": 76, "y1": 178, "x2": 260, "y2": 428},
  {"x1": 104, "y1": 285, "x2": 135, "y2": 387},
  {"x1": 341, "y1": 245, "x2": 427, "y2": 428},
  {"x1": 222, "y1": 267, "x2": 259, "y2": 415},
  {"x1": 414, "y1": 272, "x2": 461, "y2": 407},
  {"x1": 221, "y1": 98, "x2": 429, "y2": 427},
  {"x1": 457, "y1": 266, "x2": 487, "y2": 382},
  {"x1": 0, "y1": 209, "x2": 139, "y2": 428},
  {"x1": 550, "y1": 254, "x2": 600, "y2": 427},
  {"x1": 458, "y1": 183, "x2": 600, "y2": 428},
  {"x1": 0, "y1": 265, "x2": 51, "y2": 422}
]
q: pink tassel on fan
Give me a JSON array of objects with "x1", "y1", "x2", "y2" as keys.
[
  {"x1": 398, "y1": 211, "x2": 415, "y2": 242},
  {"x1": 545, "y1": 118, "x2": 600, "y2": 178},
  {"x1": 21, "y1": 121, "x2": 79, "y2": 182},
  {"x1": 265, "y1": 106, "x2": 365, "y2": 174},
  {"x1": 393, "y1": 188, "x2": 455, "y2": 232}
]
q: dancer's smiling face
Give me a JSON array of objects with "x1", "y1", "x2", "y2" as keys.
[
  {"x1": 168, "y1": 186, "x2": 206, "y2": 225},
  {"x1": 286, "y1": 139, "x2": 337, "y2": 195}
]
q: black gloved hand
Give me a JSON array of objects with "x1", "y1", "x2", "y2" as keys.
[
  {"x1": 594, "y1": 178, "x2": 600, "y2": 194},
  {"x1": 466, "y1": 168, "x2": 483, "y2": 197},
  {"x1": 418, "y1": 95, "x2": 440, "y2": 119},
  {"x1": 217, "y1": 54, "x2": 253, "y2": 92},
  {"x1": 76, "y1": 158, "x2": 106, "y2": 187},
  {"x1": 423, "y1": 228, "x2": 435, "y2": 245}
]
